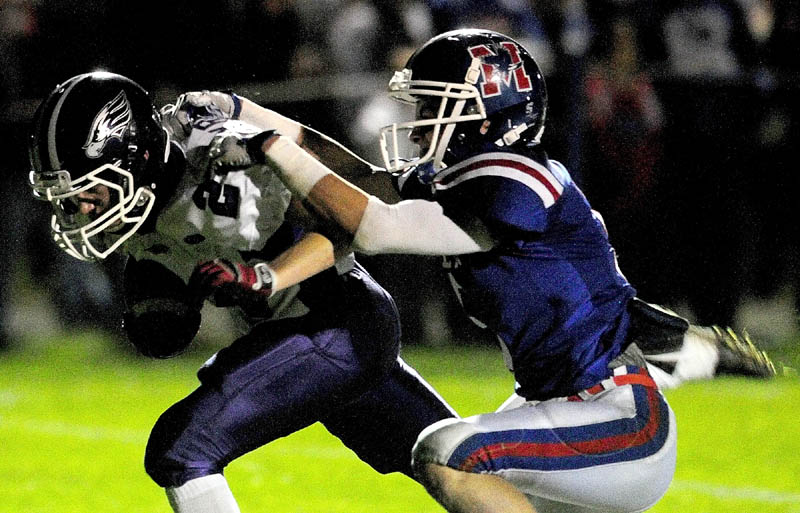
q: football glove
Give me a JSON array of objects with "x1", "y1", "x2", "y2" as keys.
[
  {"x1": 188, "y1": 258, "x2": 274, "y2": 307},
  {"x1": 207, "y1": 131, "x2": 278, "y2": 174},
  {"x1": 178, "y1": 90, "x2": 241, "y2": 119},
  {"x1": 161, "y1": 91, "x2": 242, "y2": 142}
]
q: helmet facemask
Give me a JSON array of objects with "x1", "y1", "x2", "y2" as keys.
[
  {"x1": 379, "y1": 61, "x2": 487, "y2": 174},
  {"x1": 31, "y1": 162, "x2": 156, "y2": 261}
]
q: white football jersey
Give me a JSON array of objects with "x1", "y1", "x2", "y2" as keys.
[{"x1": 125, "y1": 116, "x2": 351, "y2": 325}]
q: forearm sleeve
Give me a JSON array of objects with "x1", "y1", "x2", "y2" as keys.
[
  {"x1": 238, "y1": 97, "x2": 302, "y2": 142},
  {"x1": 353, "y1": 197, "x2": 495, "y2": 255}
]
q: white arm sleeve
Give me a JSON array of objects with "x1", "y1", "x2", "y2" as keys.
[
  {"x1": 239, "y1": 101, "x2": 303, "y2": 142},
  {"x1": 353, "y1": 196, "x2": 495, "y2": 255}
]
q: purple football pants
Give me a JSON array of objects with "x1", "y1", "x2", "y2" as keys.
[{"x1": 144, "y1": 266, "x2": 456, "y2": 487}]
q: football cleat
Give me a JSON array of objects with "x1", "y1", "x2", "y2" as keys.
[{"x1": 711, "y1": 326, "x2": 778, "y2": 378}]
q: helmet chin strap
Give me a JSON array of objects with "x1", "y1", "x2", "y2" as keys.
[
  {"x1": 433, "y1": 98, "x2": 466, "y2": 171},
  {"x1": 432, "y1": 57, "x2": 482, "y2": 171}
]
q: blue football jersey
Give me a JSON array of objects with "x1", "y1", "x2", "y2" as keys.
[{"x1": 397, "y1": 150, "x2": 636, "y2": 400}]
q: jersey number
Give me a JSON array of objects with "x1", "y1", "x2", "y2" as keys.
[{"x1": 192, "y1": 180, "x2": 241, "y2": 218}]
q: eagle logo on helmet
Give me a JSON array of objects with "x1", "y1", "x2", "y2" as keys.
[{"x1": 83, "y1": 90, "x2": 132, "y2": 159}]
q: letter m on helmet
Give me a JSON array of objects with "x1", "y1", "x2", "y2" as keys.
[{"x1": 468, "y1": 42, "x2": 533, "y2": 98}]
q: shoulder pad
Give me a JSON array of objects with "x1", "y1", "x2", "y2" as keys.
[{"x1": 434, "y1": 152, "x2": 566, "y2": 208}]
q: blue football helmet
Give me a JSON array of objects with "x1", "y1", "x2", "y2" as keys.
[
  {"x1": 380, "y1": 28, "x2": 548, "y2": 174},
  {"x1": 28, "y1": 72, "x2": 169, "y2": 261}
]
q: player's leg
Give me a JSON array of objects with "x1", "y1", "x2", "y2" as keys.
[
  {"x1": 412, "y1": 366, "x2": 676, "y2": 513},
  {"x1": 416, "y1": 461, "x2": 536, "y2": 513},
  {"x1": 146, "y1": 316, "x2": 390, "y2": 512},
  {"x1": 148, "y1": 264, "x2": 403, "y2": 512},
  {"x1": 628, "y1": 298, "x2": 778, "y2": 388},
  {"x1": 321, "y1": 356, "x2": 458, "y2": 477},
  {"x1": 165, "y1": 474, "x2": 240, "y2": 513}
]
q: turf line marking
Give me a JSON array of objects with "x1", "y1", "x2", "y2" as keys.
[{"x1": 671, "y1": 479, "x2": 800, "y2": 504}]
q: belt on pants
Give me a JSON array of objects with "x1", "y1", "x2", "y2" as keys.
[{"x1": 567, "y1": 365, "x2": 658, "y2": 402}]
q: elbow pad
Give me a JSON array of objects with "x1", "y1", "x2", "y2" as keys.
[{"x1": 123, "y1": 299, "x2": 201, "y2": 359}]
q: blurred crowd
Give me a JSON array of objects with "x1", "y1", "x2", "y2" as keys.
[{"x1": 1, "y1": 0, "x2": 799, "y2": 351}]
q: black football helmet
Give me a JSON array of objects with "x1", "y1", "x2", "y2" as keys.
[
  {"x1": 28, "y1": 71, "x2": 169, "y2": 261},
  {"x1": 379, "y1": 29, "x2": 548, "y2": 174}
]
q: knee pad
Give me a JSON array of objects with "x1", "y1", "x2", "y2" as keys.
[
  {"x1": 412, "y1": 417, "x2": 476, "y2": 471},
  {"x1": 144, "y1": 408, "x2": 223, "y2": 488}
]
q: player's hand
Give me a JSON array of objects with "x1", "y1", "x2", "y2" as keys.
[
  {"x1": 161, "y1": 91, "x2": 241, "y2": 142},
  {"x1": 188, "y1": 258, "x2": 274, "y2": 307},
  {"x1": 208, "y1": 135, "x2": 253, "y2": 174},
  {"x1": 207, "y1": 131, "x2": 278, "y2": 174},
  {"x1": 160, "y1": 102, "x2": 192, "y2": 140},
  {"x1": 178, "y1": 90, "x2": 240, "y2": 119}
]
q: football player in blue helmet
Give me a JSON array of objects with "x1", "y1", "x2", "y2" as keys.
[
  {"x1": 28, "y1": 71, "x2": 459, "y2": 513},
  {"x1": 380, "y1": 28, "x2": 547, "y2": 176},
  {"x1": 198, "y1": 28, "x2": 780, "y2": 512}
]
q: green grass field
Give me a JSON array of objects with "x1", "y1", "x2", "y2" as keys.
[{"x1": 1, "y1": 334, "x2": 799, "y2": 513}]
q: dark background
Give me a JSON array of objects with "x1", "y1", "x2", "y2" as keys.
[{"x1": 1, "y1": 0, "x2": 798, "y2": 351}]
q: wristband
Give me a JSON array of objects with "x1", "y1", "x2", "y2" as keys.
[
  {"x1": 220, "y1": 89, "x2": 243, "y2": 119},
  {"x1": 230, "y1": 93, "x2": 242, "y2": 120},
  {"x1": 244, "y1": 130, "x2": 279, "y2": 165},
  {"x1": 252, "y1": 262, "x2": 275, "y2": 293}
]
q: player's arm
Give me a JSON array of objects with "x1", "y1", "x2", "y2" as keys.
[
  {"x1": 235, "y1": 94, "x2": 399, "y2": 200},
  {"x1": 247, "y1": 133, "x2": 496, "y2": 256},
  {"x1": 174, "y1": 90, "x2": 382, "y2": 178},
  {"x1": 268, "y1": 231, "x2": 337, "y2": 289},
  {"x1": 189, "y1": 198, "x2": 352, "y2": 307},
  {"x1": 188, "y1": 229, "x2": 345, "y2": 307},
  {"x1": 241, "y1": 96, "x2": 382, "y2": 178}
]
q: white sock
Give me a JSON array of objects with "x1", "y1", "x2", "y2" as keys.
[
  {"x1": 673, "y1": 326, "x2": 720, "y2": 383},
  {"x1": 646, "y1": 363, "x2": 681, "y2": 390},
  {"x1": 646, "y1": 326, "x2": 720, "y2": 389},
  {"x1": 166, "y1": 474, "x2": 241, "y2": 513}
]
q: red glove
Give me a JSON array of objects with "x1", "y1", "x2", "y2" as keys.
[{"x1": 189, "y1": 259, "x2": 274, "y2": 307}]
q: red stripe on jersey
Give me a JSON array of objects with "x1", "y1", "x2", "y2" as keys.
[
  {"x1": 437, "y1": 158, "x2": 561, "y2": 201},
  {"x1": 459, "y1": 387, "x2": 663, "y2": 472}
]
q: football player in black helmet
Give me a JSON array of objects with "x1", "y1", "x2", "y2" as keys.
[
  {"x1": 28, "y1": 71, "x2": 459, "y2": 513},
  {"x1": 29, "y1": 72, "x2": 171, "y2": 261}
]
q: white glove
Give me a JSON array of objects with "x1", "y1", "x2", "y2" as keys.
[
  {"x1": 178, "y1": 90, "x2": 239, "y2": 119},
  {"x1": 161, "y1": 91, "x2": 241, "y2": 142}
]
